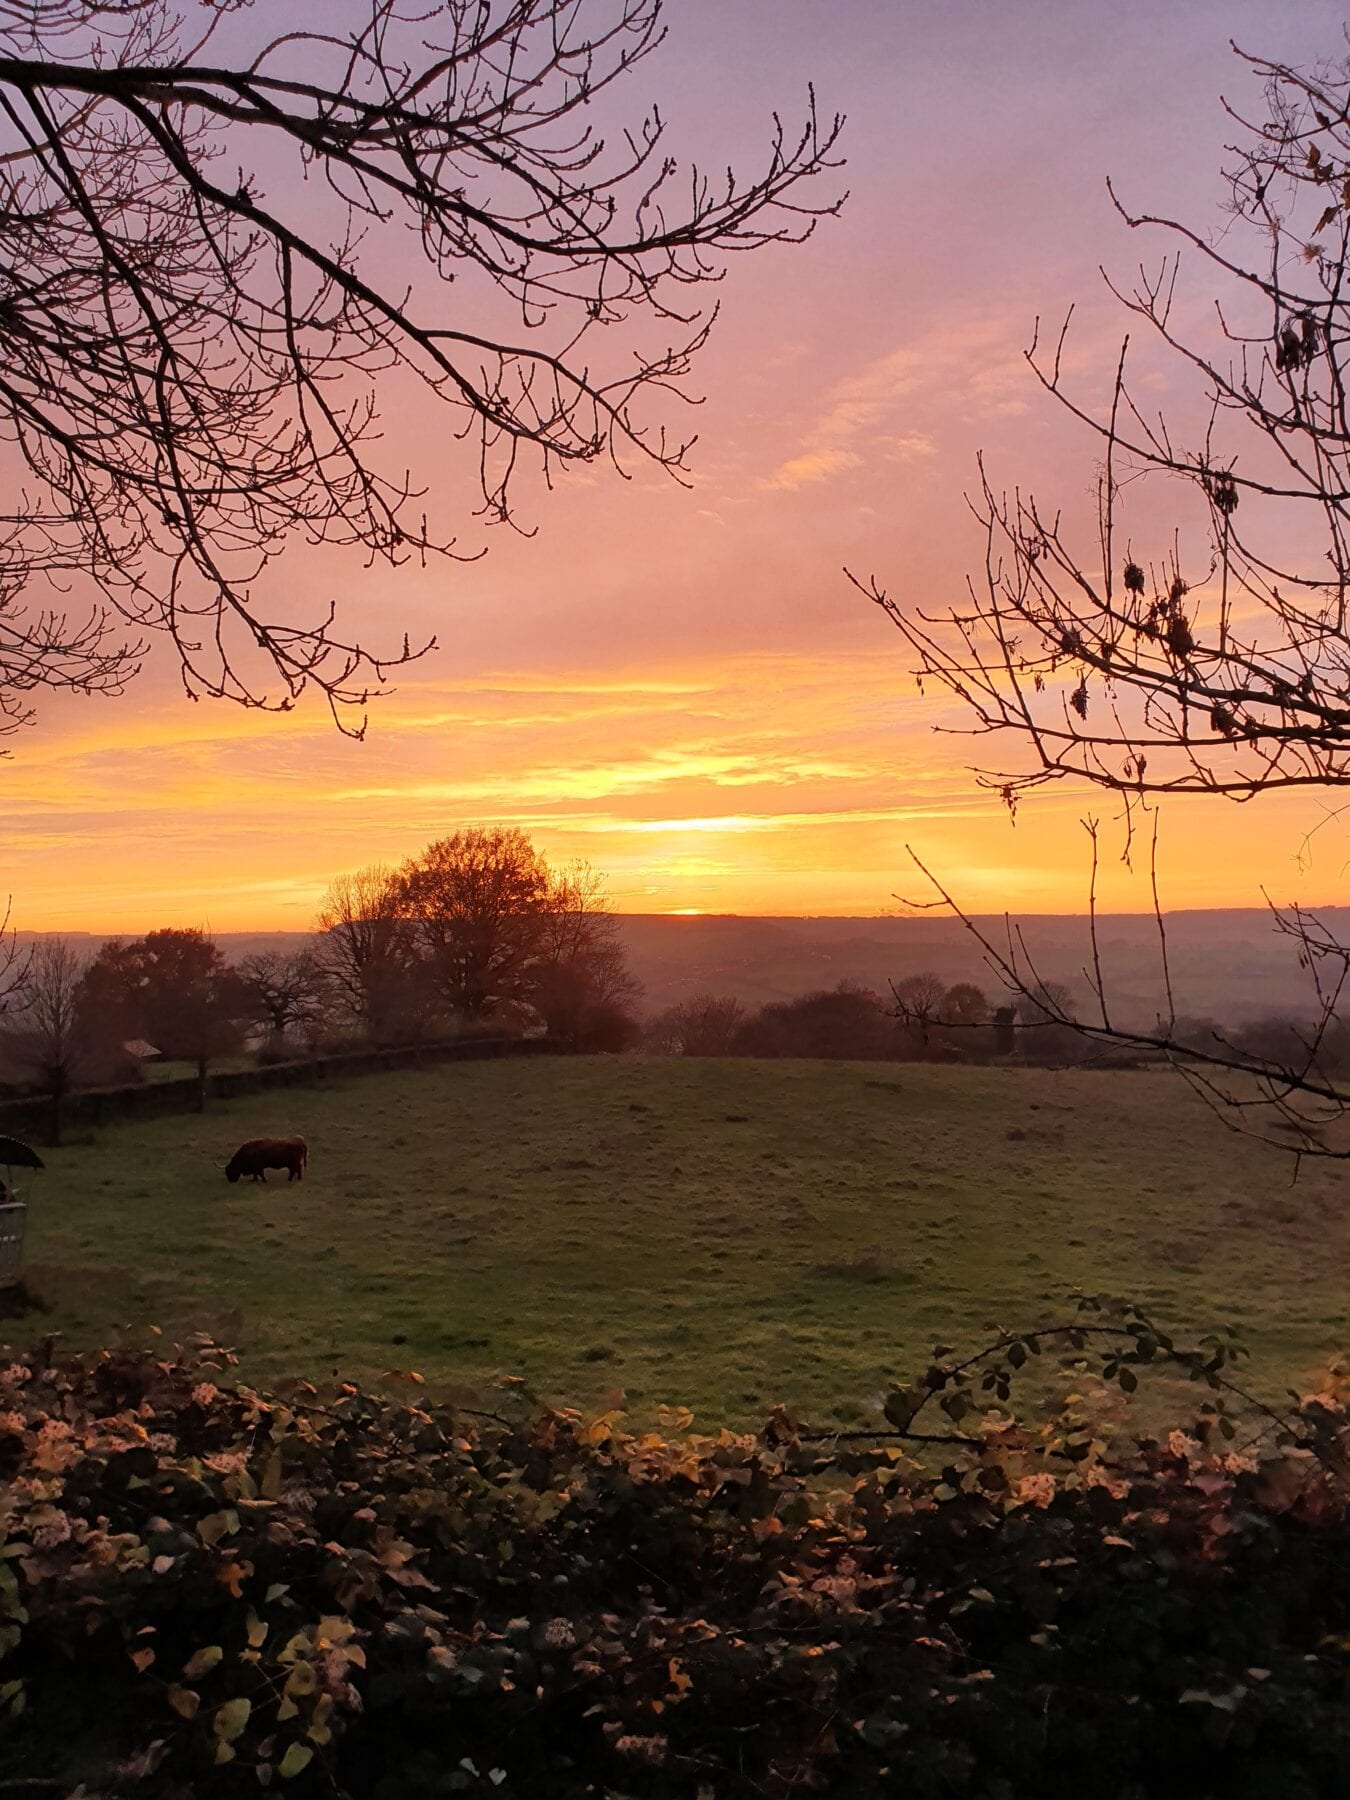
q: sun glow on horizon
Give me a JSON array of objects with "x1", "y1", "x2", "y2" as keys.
[
  {"x1": 8, "y1": 3, "x2": 1350, "y2": 935},
  {"x1": 6, "y1": 636, "x2": 1348, "y2": 935}
]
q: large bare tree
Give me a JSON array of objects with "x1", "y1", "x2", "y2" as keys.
[
  {"x1": 16, "y1": 935, "x2": 85, "y2": 1142},
  {"x1": 532, "y1": 859, "x2": 641, "y2": 1046},
  {"x1": 236, "y1": 946, "x2": 330, "y2": 1049},
  {"x1": 314, "y1": 863, "x2": 419, "y2": 1041},
  {"x1": 0, "y1": 0, "x2": 842, "y2": 737},
  {"x1": 855, "y1": 40, "x2": 1350, "y2": 1154}
]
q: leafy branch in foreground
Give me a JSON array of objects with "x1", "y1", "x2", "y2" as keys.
[{"x1": 4, "y1": 1297, "x2": 1350, "y2": 1794}]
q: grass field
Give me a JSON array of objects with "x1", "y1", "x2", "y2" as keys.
[{"x1": 9, "y1": 1055, "x2": 1350, "y2": 1425}]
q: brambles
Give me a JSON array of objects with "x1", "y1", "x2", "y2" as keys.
[{"x1": 4, "y1": 1300, "x2": 1350, "y2": 1794}]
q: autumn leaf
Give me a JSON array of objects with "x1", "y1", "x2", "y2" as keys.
[
  {"x1": 278, "y1": 1743, "x2": 314, "y2": 1779},
  {"x1": 284, "y1": 1662, "x2": 319, "y2": 1698},
  {"x1": 218, "y1": 1560, "x2": 248, "y2": 1599},
  {"x1": 183, "y1": 1645, "x2": 223, "y2": 1680},
  {"x1": 167, "y1": 1686, "x2": 200, "y2": 1720},
  {"x1": 214, "y1": 1697, "x2": 251, "y2": 1742},
  {"x1": 197, "y1": 1510, "x2": 239, "y2": 1547}
]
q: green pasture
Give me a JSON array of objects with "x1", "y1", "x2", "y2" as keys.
[{"x1": 8, "y1": 1056, "x2": 1348, "y2": 1425}]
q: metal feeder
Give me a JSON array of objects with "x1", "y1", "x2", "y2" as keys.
[{"x1": 0, "y1": 1135, "x2": 44, "y2": 1289}]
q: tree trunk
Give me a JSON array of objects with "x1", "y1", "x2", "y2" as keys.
[{"x1": 196, "y1": 1054, "x2": 208, "y2": 1113}]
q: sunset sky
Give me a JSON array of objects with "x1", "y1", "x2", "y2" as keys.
[{"x1": 11, "y1": 0, "x2": 1350, "y2": 931}]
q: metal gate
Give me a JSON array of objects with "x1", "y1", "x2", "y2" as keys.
[{"x1": 0, "y1": 1199, "x2": 26, "y2": 1287}]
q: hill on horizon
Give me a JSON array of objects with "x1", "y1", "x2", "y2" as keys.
[{"x1": 16, "y1": 907, "x2": 1343, "y2": 1028}]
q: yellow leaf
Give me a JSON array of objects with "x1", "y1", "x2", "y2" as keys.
[
  {"x1": 276, "y1": 1696, "x2": 299, "y2": 1722},
  {"x1": 184, "y1": 1645, "x2": 223, "y2": 1680},
  {"x1": 278, "y1": 1743, "x2": 314, "y2": 1779},
  {"x1": 167, "y1": 1686, "x2": 200, "y2": 1720},
  {"x1": 285, "y1": 1663, "x2": 318, "y2": 1698},
  {"x1": 214, "y1": 1697, "x2": 251, "y2": 1742},
  {"x1": 260, "y1": 1447, "x2": 284, "y2": 1501},
  {"x1": 197, "y1": 1511, "x2": 238, "y2": 1547},
  {"x1": 246, "y1": 1610, "x2": 268, "y2": 1650},
  {"x1": 213, "y1": 1740, "x2": 236, "y2": 1765}
]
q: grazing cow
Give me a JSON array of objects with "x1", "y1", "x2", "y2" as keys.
[{"x1": 225, "y1": 1136, "x2": 307, "y2": 1184}]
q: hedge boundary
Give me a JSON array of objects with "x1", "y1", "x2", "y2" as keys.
[{"x1": 0, "y1": 1035, "x2": 555, "y2": 1137}]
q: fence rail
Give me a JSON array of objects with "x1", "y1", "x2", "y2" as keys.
[
  {"x1": 0, "y1": 1033, "x2": 557, "y2": 1139},
  {"x1": 0, "y1": 1200, "x2": 26, "y2": 1288}
]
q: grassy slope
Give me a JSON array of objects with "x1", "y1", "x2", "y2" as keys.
[{"x1": 11, "y1": 1056, "x2": 1348, "y2": 1424}]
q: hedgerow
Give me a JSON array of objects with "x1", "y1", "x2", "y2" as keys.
[{"x1": 3, "y1": 1300, "x2": 1350, "y2": 1797}]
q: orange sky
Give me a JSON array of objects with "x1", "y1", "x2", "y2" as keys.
[{"x1": 8, "y1": 0, "x2": 1350, "y2": 931}]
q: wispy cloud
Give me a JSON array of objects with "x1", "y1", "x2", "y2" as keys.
[
  {"x1": 762, "y1": 447, "x2": 863, "y2": 491},
  {"x1": 761, "y1": 313, "x2": 1027, "y2": 493}
]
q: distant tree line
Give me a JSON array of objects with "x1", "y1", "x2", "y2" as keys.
[
  {"x1": 0, "y1": 827, "x2": 642, "y2": 1139},
  {"x1": 3, "y1": 852, "x2": 1345, "y2": 1139},
  {"x1": 642, "y1": 977, "x2": 1349, "y2": 1075},
  {"x1": 642, "y1": 979, "x2": 1015, "y2": 1063}
]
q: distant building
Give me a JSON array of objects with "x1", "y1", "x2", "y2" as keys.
[{"x1": 121, "y1": 1039, "x2": 162, "y2": 1062}]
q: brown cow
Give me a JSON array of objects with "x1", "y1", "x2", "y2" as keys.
[{"x1": 225, "y1": 1136, "x2": 307, "y2": 1184}]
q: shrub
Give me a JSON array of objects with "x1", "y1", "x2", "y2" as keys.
[{"x1": 3, "y1": 1304, "x2": 1350, "y2": 1795}]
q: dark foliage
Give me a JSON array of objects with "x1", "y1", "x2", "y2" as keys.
[
  {"x1": 316, "y1": 835, "x2": 640, "y2": 1046},
  {"x1": 4, "y1": 1302, "x2": 1350, "y2": 1796},
  {"x1": 733, "y1": 981, "x2": 897, "y2": 1061}
]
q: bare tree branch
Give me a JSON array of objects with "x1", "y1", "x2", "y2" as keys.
[
  {"x1": 859, "y1": 40, "x2": 1350, "y2": 1155},
  {"x1": 0, "y1": 0, "x2": 843, "y2": 738}
]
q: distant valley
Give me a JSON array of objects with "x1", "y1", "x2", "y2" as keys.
[{"x1": 22, "y1": 909, "x2": 1345, "y2": 1029}]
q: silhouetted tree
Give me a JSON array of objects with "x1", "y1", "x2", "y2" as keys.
[
  {"x1": 314, "y1": 865, "x2": 420, "y2": 1043},
  {"x1": 237, "y1": 949, "x2": 330, "y2": 1051},
  {"x1": 645, "y1": 993, "x2": 747, "y2": 1057},
  {"x1": 891, "y1": 970, "x2": 947, "y2": 1054},
  {"x1": 399, "y1": 827, "x2": 552, "y2": 1020},
  {"x1": 943, "y1": 983, "x2": 989, "y2": 1026},
  {"x1": 17, "y1": 937, "x2": 86, "y2": 1143},
  {"x1": 0, "y1": 901, "x2": 28, "y2": 1014},
  {"x1": 532, "y1": 863, "x2": 641, "y2": 1049},
  {"x1": 1016, "y1": 980, "x2": 1083, "y2": 1066},
  {"x1": 853, "y1": 39, "x2": 1350, "y2": 1149},
  {"x1": 78, "y1": 928, "x2": 248, "y2": 1108},
  {"x1": 0, "y1": 0, "x2": 841, "y2": 739},
  {"x1": 734, "y1": 984, "x2": 893, "y2": 1061}
]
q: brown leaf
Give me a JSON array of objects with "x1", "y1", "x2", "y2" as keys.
[{"x1": 167, "y1": 1687, "x2": 200, "y2": 1720}]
